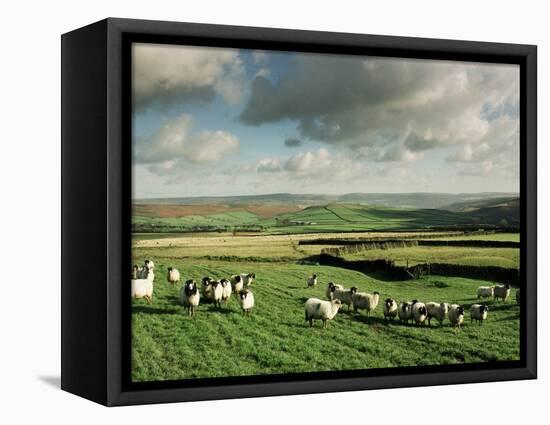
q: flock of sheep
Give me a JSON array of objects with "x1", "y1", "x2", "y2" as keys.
[
  {"x1": 131, "y1": 261, "x2": 519, "y2": 330},
  {"x1": 131, "y1": 259, "x2": 256, "y2": 316},
  {"x1": 304, "y1": 274, "x2": 519, "y2": 329}
]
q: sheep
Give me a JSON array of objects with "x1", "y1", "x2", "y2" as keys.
[
  {"x1": 201, "y1": 276, "x2": 213, "y2": 302},
  {"x1": 166, "y1": 267, "x2": 180, "y2": 286},
  {"x1": 332, "y1": 286, "x2": 358, "y2": 310},
  {"x1": 131, "y1": 265, "x2": 139, "y2": 279},
  {"x1": 210, "y1": 280, "x2": 223, "y2": 308},
  {"x1": 412, "y1": 302, "x2": 428, "y2": 326},
  {"x1": 470, "y1": 304, "x2": 489, "y2": 325},
  {"x1": 220, "y1": 278, "x2": 232, "y2": 304},
  {"x1": 383, "y1": 298, "x2": 398, "y2": 321},
  {"x1": 352, "y1": 291, "x2": 379, "y2": 316},
  {"x1": 230, "y1": 275, "x2": 244, "y2": 293},
  {"x1": 326, "y1": 282, "x2": 343, "y2": 300},
  {"x1": 477, "y1": 286, "x2": 494, "y2": 299},
  {"x1": 494, "y1": 284, "x2": 511, "y2": 302},
  {"x1": 131, "y1": 268, "x2": 153, "y2": 303},
  {"x1": 398, "y1": 301, "x2": 414, "y2": 323},
  {"x1": 304, "y1": 298, "x2": 342, "y2": 328},
  {"x1": 307, "y1": 274, "x2": 318, "y2": 288},
  {"x1": 137, "y1": 259, "x2": 155, "y2": 280},
  {"x1": 241, "y1": 272, "x2": 256, "y2": 287},
  {"x1": 425, "y1": 302, "x2": 449, "y2": 327},
  {"x1": 180, "y1": 279, "x2": 200, "y2": 316},
  {"x1": 448, "y1": 304, "x2": 465, "y2": 328},
  {"x1": 516, "y1": 288, "x2": 520, "y2": 305},
  {"x1": 238, "y1": 289, "x2": 255, "y2": 314}
]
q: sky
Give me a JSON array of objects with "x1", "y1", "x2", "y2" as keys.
[{"x1": 132, "y1": 43, "x2": 520, "y2": 199}]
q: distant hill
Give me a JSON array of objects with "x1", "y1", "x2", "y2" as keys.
[{"x1": 136, "y1": 192, "x2": 518, "y2": 210}]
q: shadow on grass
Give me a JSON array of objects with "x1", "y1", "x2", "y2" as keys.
[{"x1": 132, "y1": 305, "x2": 180, "y2": 315}]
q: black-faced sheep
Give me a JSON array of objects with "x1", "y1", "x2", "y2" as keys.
[
  {"x1": 448, "y1": 304, "x2": 465, "y2": 328},
  {"x1": 470, "y1": 304, "x2": 489, "y2": 325},
  {"x1": 238, "y1": 289, "x2": 255, "y2": 314},
  {"x1": 307, "y1": 274, "x2": 318, "y2": 288},
  {"x1": 332, "y1": 286, "x2": 358, "y2": 310},
  {"x1": 220, "y1": 278, "x2": 232, "y2": 304},
  {"x1": 494, "y1": 284, "x2": 511, "y2": 302},
  {"x1": 326, "y1": 282, "x2": 343, "y2": 300},
  {"x1": 383, "y1": 298, "x2": 398, "y2": 321},
  {"x1": 304, "y1": 298, "x2": 342, "y2": 328},
  {"x1": 210, "y1": 280, "x2": 223, "y2": 308},
  {"x1": 201, "y1": 276, "x2": 213, "y2": 302},
  {"x1": 477, "y1": 286, "x2": 494, "y2": 299},
  {"x1": 352, "y1": 291, "x2": 379, "y2": 316},
  {"x1": 180, "y1": 279, "x2": 200, "y2": 316},
  {"x1": 412, "y1": 302, "x2": 428, "y2": 326},
  {"x1": 166, "y1": 267, "x2": 180, "y2": 286},
  {"x1": 398, "y1": 301, "x2": 414, "y2": 323},
  {"x1": 425, "y1": 302, "x2": 449, "y2": 327}
]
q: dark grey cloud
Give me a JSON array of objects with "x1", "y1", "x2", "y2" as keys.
[
  {"x1": 403, "y1": 133, "x2": 441, "y2": 152},
  {"x1": 284, "y1": 137, "x2": 303, "y2": 147}
]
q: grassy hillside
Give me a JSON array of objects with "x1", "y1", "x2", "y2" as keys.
[{"x1": 131, "y1": 257, "x2": 520, "y2": 382}]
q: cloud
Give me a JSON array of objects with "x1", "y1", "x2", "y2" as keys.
[
  {"x1": 239, "y1": 54, "x2": 519, "y2": 165},
  {"x1": 133, "y1": 43, "x2": 245, "y2": 111},
  {"x1": 284, "y1": 137, "x2": 303, "y2": 147},
  {"x1": 135, "y1": 114, "x2": 239, "y2": 169}
]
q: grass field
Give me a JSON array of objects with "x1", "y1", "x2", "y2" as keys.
[{"x1": 131, "y1": 233, "x2": 520, "y2": 382}]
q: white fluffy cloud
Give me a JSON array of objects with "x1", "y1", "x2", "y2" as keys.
[
  {"x1": 133, "y1": 43, "x2": 245, "y2": 110},
  {"x1": 135, "y1": 114, "x2": 239, "y2": 168}
]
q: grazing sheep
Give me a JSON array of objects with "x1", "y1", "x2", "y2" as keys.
[
  {"x1": 238, "y1": 289, "x2": 255, "y2": 314},
  {"x1": 230, "y1": 275, "x2": 244, "y2": 293},
  {"x1": 180, "y1": 279, "x2": 200, "y2": 316},
  {"x1": 352, "y1": 291, "x2": 379, "y2": 316},
  {"x1": 166, "y1": 267, "x2": 180, "y2": 286},
  {"x1": 326, "y1": 282, "x2": 343, "y2": 300},
  {"x1": 220, "y1": 278, "x2": 232, "y2": 304},
  {"x1": 304, "y1": 298, "x2": 342, "y2": 328},
  {"x1": 470, "y1": 304, "x2": 489, "y2": 325},
  {"x1": 333, "y1": 287, "x2": 358, "y2": 310},
  {"x1": 425, "y1": 302, "x2": 449, "y2": 327},
  {"x1": 131, "y1": 268, "x2": 153, "y2": 303},
  {"x1": 412, "y1": 302, "x2": 428, "y2": 326},
  {"x1": 398, "y1": 302, "x2": 414, "y2": 323},
  {"x1": 131, "y1": 265, "x2": 139, "y2": 279},
  {"x1": 516, "y1": 288, "x2": 520, "y2": 305},
  {"x1": 210, "y1": 280, "x2": 223, "y2": 308},
  {"x1": 448, "y1": 304, "x2": 465, "y2": 328},
  {"x1": 240, "y1": 273, "x2": 256, "y2": 288},
  {"x1": 307, "y1": 274, "x2": 318, "y2": 288},
  {"x1": 383, "y1": 298, "x2": 398, "y2": 321},
  {"x1": 201, "y1": 276, "x2": 213, "y2": 302},
  {"x1": 494, "y1": 284, "x2": 511, "y2": 302},
  {"x1": 477, "y1": 286, "x2": 494, "y2": 299}
]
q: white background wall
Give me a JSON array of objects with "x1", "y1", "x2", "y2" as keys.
[{"x1": 0, "y1": 0, "x2": 546, "y2": 422}]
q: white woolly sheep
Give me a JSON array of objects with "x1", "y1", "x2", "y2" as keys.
[
  {"x1": 304, "y1": 297, "x2": 342, "y2": 328},
  {"x1": 470, "y1": 304, "x2": 489, "y2": 325},
  {"x1": 210, "y1": 280, "x2": 223, "y2": 308},
  {"x1": 425, "y1": 302, "x2": 449, "y2": 327},
  {"x1": 333, "y1": 286, "x2": 358, "y2": 310},
  {"x1": 307, "y1": 274, "x2": 318, "y2": 288},
  {"x1": 352, "y1": 291, "x2": 379, "y2": 316},
  {"x1": 398, "y1": 301, "x2": 414, "y2": 323},
  {"x1": 238, "y1": 289, "x2": 255, "y2": 314},
  {"x1": 166, "y1": 267, "x2": 180, "y2": 286},
  {"x1": 383, "y1": 298, "x2": 397, "y2": 321},
  {"x1": 326, "y1": 282, "x2": 343, "y2": 300},
  {"x1": 201, "y1": 276, "x2": 213, "y2": 302},
  {"x1": 516, "y1": 288, "x2": 520, "y2": 305},
  {"x1": 220, "y1": 278, "x2": 232, "y2": 304},
  {"x1": 180, "y1": 279, "x2": 200, "y2": 316},
  {"x1": 477, "y1": 286, "x2": 494, "y2": 299},
  {"x1": 230, "y1": 275, "x2": 244, "y2": 293},
  {"x1": 131, "y1": 268, "x2": 153, "y2": 304},
  {"x1": 494, "y1": 284, "x2": 511, "y2": 302},
  {"x1": 412, "y1": 302, "x2": 428, "y2": 326},
  {"x1": 448, "y1": 304, "x2": 465, "y2": 328}
]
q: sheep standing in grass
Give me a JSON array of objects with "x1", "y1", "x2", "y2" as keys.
[
  {"x1": 383, "y1": 298, "x2": 398, "y2": 321},
  {"x1": 238, "y1": 289, "x2": 255, "y2": 314},
  {"x1": 230, "y1": 275, "x2": 244, "y2": 293},
  {"x1": 352, "y1": 291, "x2": 379, "y2": 316},
  {"x1": 332, "y1": 287, "x2": 358, "y2": 310},
  {"x1": 307, "y1": 274, "x2": 318, "y2": 288},
  {"x1": 304, "y1": 298, "x2": 342, "y2": 328},
  {"x1": 516, "y1": 288, "x2": 520, "y2": 305},
  {"x1": 494, "y1": 284, "x2": 511, "y2": 302},
  {"x1": 326, "y1": 282, "x2": 343, "y2": 300},
  {"x1": 477, "y1": 286, "x2": 494, "y2": 299},
  {"x1": 448, "y1": 304, "x2": 465, "y2": 328},
  {"x1": 470, "y1": 304, "x2": 489, "y2": 325},
  {"x1": 240, "y1": 273, "x2": 256, "y2": 288},
  {"x1": 426, "y1": 302, "x2": 449, "y2": 327},
  {"x1": 131, "y1": 268, "x2": 153, "y2": 304},
  {"x1": 166, "y1": 267, "x2": 180, "y2": 286},
  {"x1": 180, "y1": 279, "x2": 200, "y2": 316},
  {"x1": 210, "y1": 280, "x2": 223, "y2": 308},
  {"x1": 138, "y1": 259, "x2": 155, "y2": 280},
  {"x1": 412, "y1": 302, "x2": 428, "y2": 326},
  {"x1": 398, "y1": 302, "x2": 413, "y2": 323},
  {"x1": 220, "y1": 278, "x2": 232, "y2": 305},
  {"x1": 201, "y1": 277, "x2": 213, "y2": 302}
]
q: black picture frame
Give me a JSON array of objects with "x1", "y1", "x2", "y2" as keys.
[{"x1": 61, "y1": 17, "x2": 537, "y2": 406}]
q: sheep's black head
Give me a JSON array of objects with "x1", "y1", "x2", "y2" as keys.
[
  {"x1": 144, "y1": 260, "x2": 150, "y2": 265},
  {"x1": 419, "y1": 306, "x2": 427, "y2": 315},
  {"x1": 374, "y1": 291, "x2": 379, "y2": 295},
  {"x1": 168, "y1": 267, "x2": 172, "y2": 272},
  {"x1": 313, "y1": 274, "x2": 317, "y2": 279},
  {"x1": 457, "y1": 306, "x2": 465, "y2": 315},
  {"x1": 412, "y1": 299, "x2": 419, "y2": 305},
  {"x1": 235, "y1": 275, "x2": 242, "y2": 283},
  {"x1": 385, "y1": 298, "x2": 394, "y2": 308},
  {"x1": 211, "y1": 280, "x2": 220, "y2": 288},
  {"x1": 133, "y1": 265, "x2": 138, "y2": 270},
  {"x1": 505, "y1": 284, "x2": 511, "y2": 289},
  {"x1": 202, "y1": 276, "x2": 212, "y2": 284},
  {"x1": 480, "y1": 305, "x2": 489, "y2": 313},
  {"x1": 239, "y1": 290, "x2": 248, "y2": 300},
  {"x1": 248, "y1": 273, "x2": 256, "y2": 279},
  {"x1": 350, "y1": 287, "x2": 358, "y2": 294}
]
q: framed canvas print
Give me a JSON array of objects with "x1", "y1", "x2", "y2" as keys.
[{"x1": 61, "y1": 18, "x2": 537, "y2": 406}]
